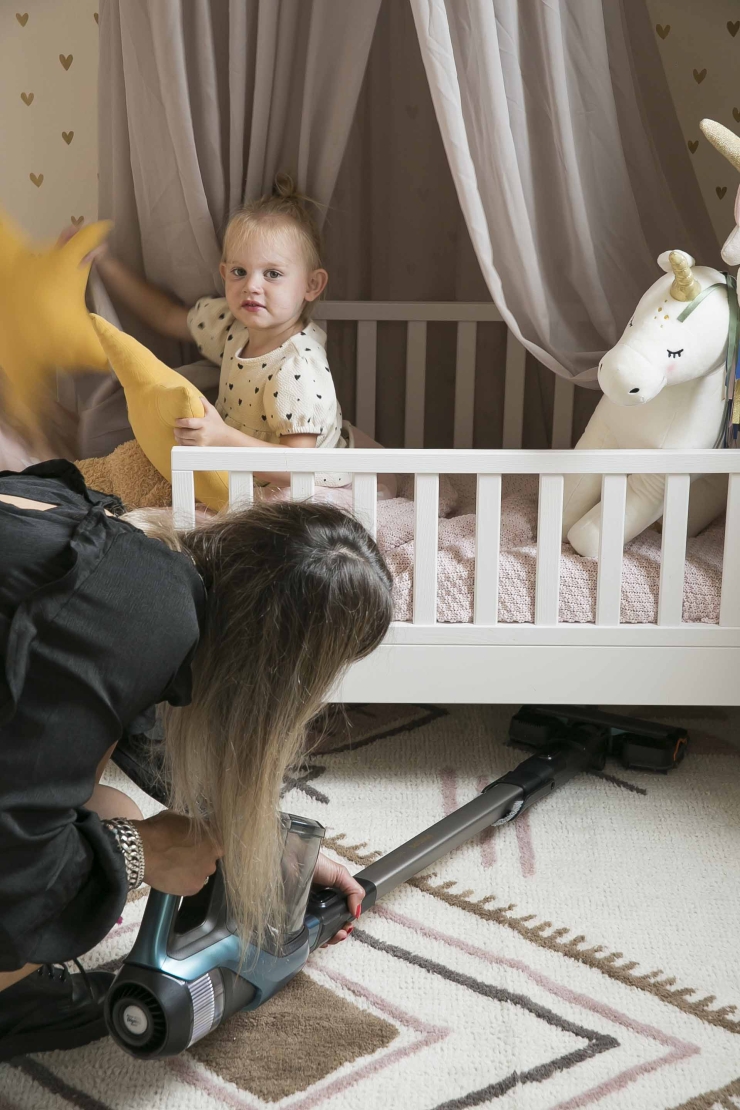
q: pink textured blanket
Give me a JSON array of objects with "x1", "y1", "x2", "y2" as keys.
[{"x1": 376, "y1": 475, "x2": 725, "y2": 624}]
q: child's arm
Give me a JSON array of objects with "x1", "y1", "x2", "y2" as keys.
[
  {"x1": 175, "y1": 399, "x2": 318, "y2": 485},
  {"x1": 95, "y1": 254, "x2": 192, "y2": 341}
]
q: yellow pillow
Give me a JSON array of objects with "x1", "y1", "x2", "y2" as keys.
[
  {"x1": 90, "y1": 314, "x2": 229, "y2": 511},
  {"x1": 0, "y1": 211, "x2": 111, "y2": 432}
]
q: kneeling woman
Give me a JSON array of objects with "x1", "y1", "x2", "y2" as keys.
[{"x1": 0, "y1": 461, "x2": 392, "y2": 1058}]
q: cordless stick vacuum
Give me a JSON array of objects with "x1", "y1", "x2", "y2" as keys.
[{"x1": 105, "y1": 706, "x2": 687, "y2": 1058}]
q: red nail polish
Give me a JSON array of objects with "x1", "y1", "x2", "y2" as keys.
[
  {"x1": 116, "y1": 916, "x2": 123, "y2": 924},
  {"x1": 355, "y1": 905, "x2": 361, "y2": 919},
  {"x1": 347, "y1": 925, "x2": 354, "y2": 934}
]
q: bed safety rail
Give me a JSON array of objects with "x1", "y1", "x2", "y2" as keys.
[
  {"x1": 171, "y1": 447, "x2": 740, "y2": 635},
  {"x1": 313, "y1": 302, "x2": 572, "y2": 450}
]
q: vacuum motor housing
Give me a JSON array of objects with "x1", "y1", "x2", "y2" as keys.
[{"x1": 106, "y1": 813, "x2": 325, "y2": 1058}]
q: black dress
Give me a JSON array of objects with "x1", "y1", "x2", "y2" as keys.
[{"x1": 0, "y1": 461, "x2": 205, "y2": 971}]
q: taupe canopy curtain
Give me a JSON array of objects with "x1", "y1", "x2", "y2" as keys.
[
  {"x1": 98, "y1": 0, "x2": 381, "y2": 306},
  {"x1": 79, "y1": 0, "x2": 381, "y2": 454},
  {"x1": 408, "y1": 0, "x2": 719, "y2": 381}
]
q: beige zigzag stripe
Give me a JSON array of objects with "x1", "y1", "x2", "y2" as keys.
[
  {"x1": 671, "y1": 1074, "x2": 740, "y2": 1110},
  {"x1": 324, "y1": 833, "x2": 740, "y2": 1036}
]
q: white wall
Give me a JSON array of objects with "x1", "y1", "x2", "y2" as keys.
[{"x1": 0, "y1": 2, "x2": 99, "y2": 239}]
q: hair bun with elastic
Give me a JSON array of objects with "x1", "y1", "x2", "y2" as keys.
[{"x1": 273, "y1": 172, "x2": 299, "y2": 200}]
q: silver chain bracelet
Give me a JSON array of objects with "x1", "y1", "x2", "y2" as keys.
[{"x1": 103, "y1": 818, "x2": 146, "y2": 892}]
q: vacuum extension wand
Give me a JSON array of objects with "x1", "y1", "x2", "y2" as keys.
[{"x1": 105, "y1": 707, "x2": 687, "y2": 1058}]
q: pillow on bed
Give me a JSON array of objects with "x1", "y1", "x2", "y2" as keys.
[
  {"x1": 90, "y1": 314, "x2": 229, "y2": 511},
  {"x1": 0, "y1": 212, "x2": 111, "y2": 432}
]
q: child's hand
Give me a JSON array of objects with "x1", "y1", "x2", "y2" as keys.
[
  {"x1": 174, "y1": 396, "x2": 229, "y2": 447},
  {"x1": 56, "y1": 222, "x2": 110, "y2": 266}
]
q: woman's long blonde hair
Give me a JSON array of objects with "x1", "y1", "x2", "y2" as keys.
[{"x1": 123, "y1": 500, "x2": 392, "y2": 949}]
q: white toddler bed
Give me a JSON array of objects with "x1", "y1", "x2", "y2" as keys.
[{"x1": 170, "y1": 302, "x2": 740, "y2": 708}]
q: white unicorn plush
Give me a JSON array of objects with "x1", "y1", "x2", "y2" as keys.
[
  {"x1": 562, "y1": 250, "x2": 731, "y2": 558},
  {"x1": 700, "y1": 119, "x2": 740, "y2": 274}
]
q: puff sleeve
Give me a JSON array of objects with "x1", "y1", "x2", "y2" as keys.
[
  {"x1": 265, "y1": 350, "x2": 338, "y2": 438},
  {"x1": 187, "y1": 296, "x2": 233, "y2": 365}
]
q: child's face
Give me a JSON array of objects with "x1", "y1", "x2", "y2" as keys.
[{"x1": 219, "y1": 228, "x2": 327, "y2": 333}]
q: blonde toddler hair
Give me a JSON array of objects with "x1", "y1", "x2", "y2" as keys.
[{"x1": 223, "y1": 173, "x2": 323, "y2": 320}]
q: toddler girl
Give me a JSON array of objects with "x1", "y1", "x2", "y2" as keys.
[{"x1": 94, "y1": 174, "x2": 392, "y2": 492}]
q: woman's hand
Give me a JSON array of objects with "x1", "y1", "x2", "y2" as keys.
[
  {"x1": 132, "y1": 811, "x2": 223, "y2": 897},
  {"x1": 312, "y1": 853, "x2": 365, "y2": 946},
  {"x1": 174, "y1": 396, "x2": 232, "y2": 447}
]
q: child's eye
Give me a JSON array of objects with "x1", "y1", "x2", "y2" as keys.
[
  {"x1": 231, "y1": 267, "x2": 247, "y2": 278},
  {"x1": 265, "y1": 269, "x2": 282, "y2": 280},
  {"x1": 667, "y1": 349, "x2": 684, "y2": 358}
]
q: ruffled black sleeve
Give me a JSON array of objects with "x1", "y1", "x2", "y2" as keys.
[{"x1": 0, "y1": 462, "x2": 203, "y2": 969}]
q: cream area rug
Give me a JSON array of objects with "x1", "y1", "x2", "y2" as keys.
[{"x1": 2, "y1": 703, "x2": 740, "y2": 1110}]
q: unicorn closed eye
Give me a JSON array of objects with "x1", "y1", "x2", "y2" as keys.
[{"x1": 562, "y1": 250, "x2": 731, "y2": 558}]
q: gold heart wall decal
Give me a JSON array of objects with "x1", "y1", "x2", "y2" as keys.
[
  {"x1": 15, "y1": 12, "x2": 28, "y2": 26},
  {"x1": 734, "y1": 108, "x2": 740, "y2": 123},
  {"x1": 688, "y1": 140, "x2": 699, "y2": 154},
  {"x1": 656, "y1": 24, "x2": 670, "y2": 39},
  {"x1": 59, "y1": 54, "x2": 73, "y2": 71},
  {"x1": 728, "y1": 20, "x2": 740, "y2": 37},
  {"x1": 29, "y1": 173, "x2": 43, "y2": 188},
  {"x1": 71, "y1": 216, "x2": 84, "y2": 227},
  {"x1": 20, "y1": 92, "x2": 33, "y2": 106},
  {"x1": 693, "y1": 68, "x2": 707, "y2": 84},
  {"x1": 717, "y1": 186, "x2": 728, "y2": 199},
  {"x1": 62, "y1": 131, "x2": 74, "y2": 145},
  {"x1": 94, "y1": 11, "x2": 98, "y2": 23}
]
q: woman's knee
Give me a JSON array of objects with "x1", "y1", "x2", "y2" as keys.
[{"x1": 85, "y1": 783, "x2": 143, "y2": 821}]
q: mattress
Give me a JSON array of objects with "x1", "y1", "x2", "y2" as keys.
[{"x1": 376, "y1": 474, "x2": 724, "y2": 625}]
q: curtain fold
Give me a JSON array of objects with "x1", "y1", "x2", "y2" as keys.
[
  {"x1": 85, "y1": 0, "x2": 380, "y2": 455},
  {"x1": 98, "y1": 0, "x2": 381, "y2": 308},
  {"x1": 409, "y1": 0, "x2": 719, "y2": 380}
]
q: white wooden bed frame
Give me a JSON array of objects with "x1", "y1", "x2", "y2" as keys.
[{"x1": 171, "y1": 301, "x2": 740, "y2": 707}]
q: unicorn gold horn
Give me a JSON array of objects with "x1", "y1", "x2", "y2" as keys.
[
  {"x1": 668, "y1": 251, "x2": 700, "y2": 302},
  {"x1": 700, "y1": 118, "x2": 740, "y2": 173}
]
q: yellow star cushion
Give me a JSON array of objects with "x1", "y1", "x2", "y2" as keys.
[
  {"x1": 90, "y1": 314, "x2": 229, "y2": 511},
  {"x1": 0, "y1": 211, "x2": 111, "y2": 432}
]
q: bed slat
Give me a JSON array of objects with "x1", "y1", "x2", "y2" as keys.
[
  {"x1": 595, "y1": 474, "x2": 626, "y2": 626},
  {"x1": 404, "y1": 321, "x2": 427, "y2": 448},
  {"x1": 658, "y1": 474, "x2": 690, "y2": 625},
  {"x1": 453, "y1": 322, "x2": 477, "y2": 449},
  {"x1": 413, "y1": 473, "x2": 439, "y2": 625},
  {"x1": 171, "y1": 470, "x2": 196, "y2": 530},
  {"x1": 474, "y1": 473, "x2": 501, "y2": 625},
  {"x1": 290, "y1": 473, "x2": 315, "y2": 501},
  {"x1": 502, "y1": 334, "x2": 527, "y2": 449},
  {"x1": 353, "y1": 473, "x2": 378, "y2": 539},
  {"x1": 228, "y1": 471, "x2": 254, "y2": 509},
  {"x1": 551, "y1": 376, "x2": 575, "y2": 449},
  {"x1": 535, "y1": 474, "x2": 563, "y2": 625},
  {"x1": 720, "y1": 472, "x2": 740, "y2": 626},
  {"x1": 356, "y1": 321, "x2": 378, "y2": 439}
]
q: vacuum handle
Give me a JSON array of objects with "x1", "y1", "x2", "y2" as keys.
[{"x1": 306, "y1": 877, "x2": 377, "y2": 950}]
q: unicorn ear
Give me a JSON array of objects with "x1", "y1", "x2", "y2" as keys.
[{"x1": 658, "y1": 250, "x2": 695, "y2": 274}]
